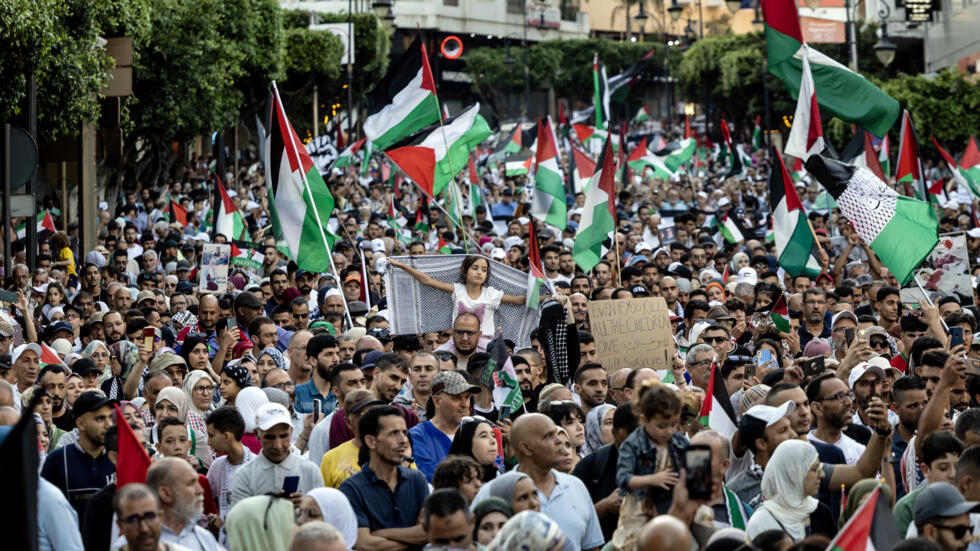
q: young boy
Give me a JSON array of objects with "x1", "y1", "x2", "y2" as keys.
[
  {"x1": 894, "y1": 430, "x2": 964, "y2": 536},
  {"x1": 205, "y1": 406, "x2": 255, "y2": 523},
  {"x1": 155, "y1": 417, "x2": 220, "y2": 526}
]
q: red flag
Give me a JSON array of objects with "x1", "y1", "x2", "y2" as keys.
[
  {"x1": 558, "y1": 101, "x2": 567, "y2": 126},
  {"x1": 39, "y1": 343, "x2": 62, "y2": 366},
  {"x1": 684, "y1": 115, "x2": 691, "y2": 139},
  {"x1": 336, "y1": 125, "x2": 345, "y2": 149},
  {"x1": 963, "y1": 136, "x2": 980, "y2": 168},
  {"x1": 862, "y1": 131, "x2": 886, "y2": 182},
  {"x1": 114, "y1": 403, "x2": 152, "y2": 487},
  {"x1": 468, "y1": 152, "x2": 479, "y2": 186},
  {"x1": 169, "y1": 200, "x2": 187, "y2": 226},
  {"x1": 527, "y1": 219, "x2": 546, "y2": 280}
]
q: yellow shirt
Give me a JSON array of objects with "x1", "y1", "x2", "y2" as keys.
[
  {"x1": 320, "y1": 440, "x2": 361, "y2": 488},
  {"x1": 59, "y1": 247, "x2": 77, "y2": 276}
]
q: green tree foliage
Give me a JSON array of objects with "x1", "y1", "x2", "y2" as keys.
[{"x1": 880, "y1": 69, "x2": 980, "y2": 155}]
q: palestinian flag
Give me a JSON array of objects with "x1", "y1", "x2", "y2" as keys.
[
  {"x1": 214, "y1": 177, "x2": 247, "y2": 241},
  {"x1": 114, "y1": 403, "x2": 152, "y2": 488},
  {"x1": 504, "y1": 151, "x2": 533, "y2": 176},
  {"x1": 593, "y1": 53, "x2": 609, "y2": 130},
  {"x1": 827, "y1": 486, "x2": 899, "y2": 551},
  {"x1": 572, "y1": 135, "x2": 617, "y2": 272},
  {"x1": 609, "y1": 49, "x2": 654, "y2": 103},
  {"x1": 932, "y1": 136, "x2": 980, "y2": 199},
  {"x1": 489, "y1": 125, "x2": 522, "y2": 165},
  {"x1": 333, "y1": 137, "x2": 367, "y2": 168},
  {"x1": 436, "y1": 238, "x2": 452, "y2": 254},
  {"x1": 230, "y1": 241, "x2": 263, "y2": 272},
  {"x1": 414, "y1": 195, "x2": 430, "y2": 234},
  {"x1": 770, "y1": 148, "x2": 823, "y2": 277},
  {"x1": 357, "y1": 249, "x2": 372, "y2": 309},
  {"x1": 486, "y1": 333, "x2": 524, "y2": 417},
  {"x1": 698, "y1": 363, "x2": 737, "y2": 439},
  {"x1": 385, "y1": 103, "x2": 492, "y2": 198},
  {"x1": 627, "y1": 138, "x2": 673, "y2": 180},
  {"x1": 531, "y1": 119, "x2": 566, "y2": 230},
  {"x1": 363, "y1": 35, "x2": 441, "y2": 151},
  {"x1": 762, "y1": 0, "x2": 899, "y2": 137},
  {"x1": 783, "y1": 48, "x2": 825, "y2": 161},
  {"x1": 789, "y1": 156, "x2": 805, "y2": 182},
  {"x1": 840, "y1": 131, "x2": 886, "y2": 182},
  {"x1": 466, "y1": 153, "x2": 493, "y2": 223},
  {"x1": 720, "y1": 118, "x2": 746, "y2": 181},
  {"x1": 752, "y1": 116, "x2": 763, "y2": 150},
  {"x1": 805, "y1": 154, "x2": 938, "y2": 286},
  {"x1": 572, "y1": 123, "x2": 608, "y2": 149},
  {"x1": 268, "y1": 84, "x2": 337, "y2": 273},
  {"x1": 39, "y1": 342, "x2": 63, "y2": 367},
  {"x1": 387, "y1": 198, "x2": 412, "y2": 244},
  {"x1": 961, "y1": 136, "x2": 980, "y2": 185},
  {"x1": 169, "y1": 199, "x2": 188, "y2": 226},
  {"x1": 631, "y1": 106, "x2": 652, "y2": 126},
  {"x1": 526, "y1": 219, "x2": 547, "y2": 310},
  {"x1": 569, "y1": 145, "x2": 596, "y2": 193},
  {"x1": 656, "y1": 138, "x2": 697, "y2": 173},
  {"x1": 522, "y1": 122, "x2": 540, "y2": 156},
  {"x1": 718, "y1": 208, "x2": 747, "y2": 244},
  {"x1": 896, "y1": 110, "x2": 928, "y2": 201},
  {"x1": 878, "y1": 134, "x2": 891, "y2": 180},
  {"x1": 766, "y1": 293, "x2": 790, "y2": 332},
  {"x1": 15, "y1": 211, "x2": 56, "y2": 239}
]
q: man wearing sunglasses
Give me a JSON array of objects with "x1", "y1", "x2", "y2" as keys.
[{"x1": 913, "y1": 482, "x2": 980, "y2": 551}]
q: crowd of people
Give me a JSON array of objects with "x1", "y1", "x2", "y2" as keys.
[{"x1": 3, "y1": 138, "x2": 980, "y2": 551}]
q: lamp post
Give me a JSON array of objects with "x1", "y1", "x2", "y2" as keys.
[
  {"x1": 635, "y1": 0, "x2": 648, "y2": 42},
  {"x1": 874, "y1": 1, "x2": 897, "y2": 67}
]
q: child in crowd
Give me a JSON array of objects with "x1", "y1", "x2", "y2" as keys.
[
  {"x1": 614, "y1": 381, "x2": 687, "y2": 548},
  {"x1": 205, "y1": 406, "x2": 255, "y2": 545},
  {"x1": 155, "y1": 417, "x2": 220, "y2": 532},
  {"x1": 893, "y1": 430, "x2": 964, "y2": 536}
]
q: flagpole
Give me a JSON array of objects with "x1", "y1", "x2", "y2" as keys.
[
  {"x1": 271, "y1": 81, "x2": 354, "y2": 330},
  {"x1": 914, "y1": 275, "x2": 950, "y2": 332}
]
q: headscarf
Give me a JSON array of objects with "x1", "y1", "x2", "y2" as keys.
[
  {"x1": 731, "y1": 252, "x2": 749, "y2": 271},
  {"x1": 448, "y1": 418, "x2": 499, "y2": 482},
  {"x1": 487, "y1": 511, "x2": 564, "y2": 551},
  {"x1": 488, "y1": 471, "x2": 532, "y2": 508},
  {"x1": 225, "y1": 495, "x2": 293, "y2": 551},
  {"x1": 705, "y1": 281, "x2": 727, "y2": 302},
  {"x1": 838, "y1": 479, "x2": 892, "y2": 529},
  {"x1": 235, "y1": 387, "x2": 269, "y2": 434},
  {"x1": 473, "y1": 497, "x2": 513, "y2": 534},
  {"x1": 759, "y1": 439, "x2": 820, "y2": 541},
  {"x1": 155, "y1": 386, "x2": 190, "y2": 423},
  {"x1": 224, "y1": 361, "x2": 253, "y2": 390},
  {"x1": 110, "y1": 340, "x2": 140, "y2": 380},
  {"x1": 306, "y1": 488, "x2": 358, "y2": 549},
  {"x1": 257, "y1": 347, "x2": 285, "y2": 372},
  {"x1": 179, "y1": 335, "x2": 209, "y2": 370},
  {"x1": 584, "y1": 404, "x2": 616, "y2": 455},
  {"x1": 182, "y1": 370, "x2": 215, "y2": 417},
  {"x1": 82, "y1": 340, "x2": 109, "y2": 364}
]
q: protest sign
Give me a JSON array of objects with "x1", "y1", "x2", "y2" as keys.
[
  {"x1": 588, "y1": 296, "x2": 674, "y2": 372},
  {"x1": 901, "y1": 232, "x2": 974, "y2": 306},
  {"x1": 199, "y1": 244, "x2": 230, "y2": 293}
]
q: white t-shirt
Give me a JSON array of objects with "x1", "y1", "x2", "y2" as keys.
[
  {"x1": 452, "y1": 283, "x2": 504, "y2": 338},
  {"x1": 808, "y1": 432, "x2": 866, "y2": 465}
]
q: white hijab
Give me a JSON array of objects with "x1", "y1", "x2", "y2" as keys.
[
  {"x1": 235, "y1": 387, "x2": 269, "y2": 434},
  {"x1": 759, "y1": 439, "x2": 820, "y2": 541},
  {"x1": 307, "y1": 488, "x2": 358, "y2": 549}
]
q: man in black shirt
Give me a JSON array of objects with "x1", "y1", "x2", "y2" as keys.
[{"x1": 40, "y1": 365, "x2": 74, "y2": 431}]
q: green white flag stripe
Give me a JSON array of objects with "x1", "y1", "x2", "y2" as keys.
[
  {"x1": 363, "y1": 68, "x2": 440, "y2": 151},
  {"x1": 531, "y1": 157, "x2": 566, "y2": 229}
]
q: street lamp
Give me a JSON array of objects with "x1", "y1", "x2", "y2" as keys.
[
  {"x1": 635, "y1": 0, "x2": 648, "y2": 39},
  {"x1": 726, "y1": 0, "x2": 742, "y2": 14},
  {"x1": 804, "y1": 0, "x2": 820, "y2": 9},
  {"x1": 668, "y1": 0, "x2": 684, "y2": 22},
  {"x1": 371, "y1": 0, "x2": 392, "y2": 19}
]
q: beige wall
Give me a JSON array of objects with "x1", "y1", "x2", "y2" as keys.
[{"x1": 580, "y1": 0, "x2": 735, "y2": 36}]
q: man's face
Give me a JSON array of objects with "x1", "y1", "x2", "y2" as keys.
[
  {"x1": 334, "y1": 368, "x2": 366, "y2": 400},
  {"x1": 367, "y1": 414, "x2": 409, "y2": 465},
  {"x1": 919, "y1": 365, "x2": 943, "y2": 399},
  {"x1": 452, "y1": 316, "x2": 480, "y2": 355},
  {"x1": 793, "y1": 276, "x2": 812, "y2": 295},
  {"x1": 427, "y1": 510, "x2": 473, "y2": 549},
  {"x1": 814, "y1": 377, "x2": 852, "y2": 429},
  {"x1": 876, "y1": 293, "x2": 901, "y2": 323},
  {"x1": 594, "y1": 264, "x2": 610, "y2": 286},
  {"x1": 760, "y1": 416, "x2": 797, "y2": 455},
  {"x1": 115, "y1": 289, "x2": 133, "y2": 311},
  {"x1": 157, "y1": 424, "x2": 190, "y2": 458},
  {"x1": 421, "y1": 333, "x2": 440, "y2": 352},
  {"x1": 526, "y1": 417, "x2": 562, "y2": 469},
  {"x1": 78, "y1": 405, "x2": 113, "y2": 445},
  {"x1": 570, "y1": 294, "x2": 589, "y2": 323},
  {"x1": 558, "y1": 253, "x2": 574, "y2": 275},
  {"x1": 571, "y1": 278, "x2": 591, "y2": 296},
  {"x1": 574, "y1": 367, "x2": 608, "y2": 407},
  {"x1": 198, "y1": 298, "x2": 219, "y2": 329},
  {"x1": 701, "y1": 329, "x2": 731, "y2": 361},
  {"x1": 104, "y1": 312, "x2": 126, "y2": 343},
  {"x1": 773, "y1": 387, "x2": 812, "y2": 435},
  {"x1": 343, "y1": 281, "x2": 361, "y2": 302},
  {"x1": 724, "y1": 365, "x2": 745, "y2": 397},
  {"x1": 324, "y1": 295, "x2": 346, "y2": 314},
  {"x1": 14, "y1": 350, "x2": 39, "y2": 388},
  {"x1": 258, "y1": 424, "x2": 293, "y2": 463},
  {"x1": 852, "y1": 371, "x2": 880, "y2": 411},
  {"x1": 291, "y1": 303, "x2": 310, "y2": 328},
  {"x1": 661, "y1": 278, "x2": 678, "y2": 303},
  {"x1": 433, "y1": 391, "x2": 470, "y2": 425},
  {"x1": 114, "y1": 255, "x2": 129, "y2": 274},
  {"x1": 514, "y1": 362, "x2": 533, "y2": 391},
  {"x1": 579, "y1": 340, "x2": 599, "y2": 366},
  {"x1": 296, "y1": 274, "x2": 314, "y2": 295},
  {"x1": 373, "y1": 368, "x2": 408, "y2": 402},
  {"x1": 315, "y1": 346, "x2": 341, "y2": 379},
  {"x1": 690, "y1": 247, "x2": 707, "y2": 269},
  {"x1": 924, "y1": 513, "x2": 972, "y2": 551},
  {"x1": 687, "y1": 350, "x2": 714, "y2": 390},
  {"x1": 271, "y1": 273, "x2": 288, "y2": 298},
  {"x1": 83, "y1": 265, "x2": 101, "y2": 289},
  {"x1": 543, "y1": 251, "x2": 559, "y2": 272},
  {"x1": 338, "y1": 339, "x2": 356, "y2": 362},
  {"x1": 40, "y1": 371, "x2": 67, "y2": 410},
  {"x1": 169, "y1": 295, "x2": 187, "y2": 313},
  {"x1": 410, "y1": 355, "x2": 438, "y2": 393},
  {"x1": 117, "y1": 495, "x2": 162, "y2": 551},
  {"x1": 894, "y1": 388, "x2": 927, "y2": 433}
]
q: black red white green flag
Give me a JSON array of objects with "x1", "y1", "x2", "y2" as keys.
[
  {"x1": 769, "y1": 148, "x2": 823, "y2": 277},
  {"x1": 572, "y1": 135, "x2": 617, "y2": 273},
  {"x1": 783, "y1": 48, "x2": 825, "y2": 161},
  {"x1": 698, "y1": 363, "x2": 737, "y2": 439},
  {"x1": 896, "y1": 110, "x2": 928, "y2": 202},
  {"x1": 827, "y1": 486, "x2": 899, "y2": 551}
]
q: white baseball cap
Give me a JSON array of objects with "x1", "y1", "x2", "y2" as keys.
[
  {"x1": 848, "y1": 361, "x2": 884, "y2": 390},
  {"x1": 744, "y1": 400, "x2": 797, "y2": 427},
  {"x1": 255, "y1": 403, "x2": 292, "y2": 431},
  {"x1": 737, "y1": 267, "x2": 758, "y2": 285},
  {"x1": 12, "y1": 343, "x2": 42, "y2": 366}
]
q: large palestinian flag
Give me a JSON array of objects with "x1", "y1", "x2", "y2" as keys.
[
  {"x1": 627, "y1": 138, "x2": 673, "y2": 180},
  {"x1": 489, "y1": 125, "x2": 522, "y2": 164},
  {"x1": 840, "y1": 131, "x2": 886, "y2": 182},
  {"x1": 531, "y1": 119, "x2": 566, "y2": 230},
  {"x1": 827, "y1": 486, "x2": 899, "y2": 551},
  {"x1": 385, "y1": 104, "x2": 492, "y2": 198},
  {"x1": 769, "y1": 148, "x2": 822, "y2": 277},
  {"x1": 363, "y1": 35, "x2": 441, "y2": 151},
  {"x1": 698, "y1": 364, "x2": 737, "y2": 439},
  {"x1": 214, "y1": 177, "x2": 247, "y2": 241},
  {"x1": 762, "y1": 0, "x2": 900, "y2": 137},
  {"x1": 896, "y1": 110, "x2": 928, "y2": 201},
  {"x1": 805, "y1": 154, "x2": 938, "y2": 286},
  {"x1": 608, "y1": 49, "x2": 654, "y2": 103},
  {"x1": 267, "y1": 85, "x2": 337, "y2": 273},
  {"x1": 572, "y1": 135, "x2": 617, "y2": 273},
  {"x1": 569, "y1": 145, "x2": 596, "y2": 193}
]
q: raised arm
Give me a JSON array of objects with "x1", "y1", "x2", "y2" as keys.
[
  {"x1": 829, "y1": 397, "x2": 891, "y2": 489},
  {"x1": 387, "y1": 259, "x2": 454, "y2": 294},
  {"x1": 915, "y1": 350, "x2": 965, "y2": 459}
]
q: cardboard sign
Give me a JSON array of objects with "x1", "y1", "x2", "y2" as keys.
[
  {"x1": 199, "y1": 244, "x2": 230, "y2": 293},
  {"x1": 589, "y1": 296, "x2": 675, "y2": 373},
  {"x1": 901, "y1": 232, "x2": 974, "y2": 306}
]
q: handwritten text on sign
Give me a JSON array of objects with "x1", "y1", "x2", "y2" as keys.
[{"x1": 589, "y1": 297, "x2": 674, "y2": 373}]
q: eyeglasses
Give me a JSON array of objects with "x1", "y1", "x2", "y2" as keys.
[
  {"x1": 689, "y1": 359, "x2": 713, "y2": 368},
  {"x1": 818, "y1": 391, "x2": 854, "y2": 403},
  {"x1": 869, "y1": 339, "x2": 889, "y2": 348},
  {"x1": 702, "y1": 336, "x2": 729, "y2": 344},
  {"x1": 273, "y1": 381, "x2": 295, "y2": 391},
  {"x1": 193, "y1": 385, "x2": 214, "y2": 394},
  {"x1": 453, "y1": 329, "x2": 478, "y2": 337},
  {"x1": 931, "y1": 523, "x2": 972, "y2": 539},
  {"x1": 119, "y1": 511, "x2": 159, "y2": 527}
]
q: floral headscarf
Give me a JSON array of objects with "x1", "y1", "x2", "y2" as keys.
[{"x1": 256, "y1": 347, "x2": 285, "y2": 372}]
